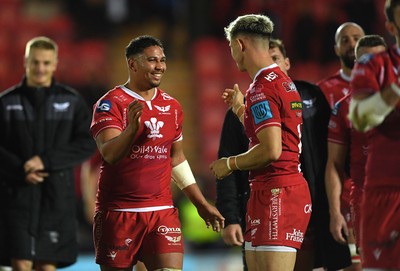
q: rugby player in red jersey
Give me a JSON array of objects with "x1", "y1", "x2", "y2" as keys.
[
  {"x1": 210, "y1": 14, "x2": 311, "y2": 271},
  {"x1": 91, "y1": 35, "x2": 224, "y2": 271},
  {"x1": 349, "y1": 1, "x2": 400, "y2": 269}
]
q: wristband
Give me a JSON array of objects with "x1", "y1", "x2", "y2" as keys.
[
  {"x1": 226, "y1": 157, "x2": 232, "y2": 171},
  {"x1": 391, "y1": 82, "x2": 400, "y2": 96},
  {"x1": 233, "y1": 104, "x2": 244, "y2": 115},
  {"x1": 234, "y1": 156, "x2": 241, "y2": 170}
]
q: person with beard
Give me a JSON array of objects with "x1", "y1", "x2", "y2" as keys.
[
  {"x1": 317, "y1": 22, "x2": 365, "y2": 270},
  {"x1": 326, "y1": 35, "x2": 387, "y2": 271}
]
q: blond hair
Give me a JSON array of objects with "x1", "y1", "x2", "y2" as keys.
[
  {"x1": 224, "y1": 14, "x2": 274, "y2": 42},
  {"x1": 25, "y1": 36, "x2": 58, "y2": 59}
]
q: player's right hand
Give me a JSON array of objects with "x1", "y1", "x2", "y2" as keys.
[
  {"x1": 329, "y1": 212, "x2": 349, "y2": 244},
  {"x1": 222, "y1": 84, "x2": 244, "y2": 108}
]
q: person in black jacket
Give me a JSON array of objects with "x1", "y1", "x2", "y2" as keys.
[
  {"x1": 0, "y1": 36, "x2": 95, "y2": 271},
  {"x1": 216, "y1": 38, "x2": 349, "y2": 271}
]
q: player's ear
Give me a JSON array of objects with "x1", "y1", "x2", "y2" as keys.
[
  {"x1": 127, "y1": 57, "x2": 138, "y2": 71},
  {"x1": 385, "y1": 21, "x2": 398, "y2": 37},
  {"x1": 236, "y1": 38, "x2": 245, "y2": 52}
]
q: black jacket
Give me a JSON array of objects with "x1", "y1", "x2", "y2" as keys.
[{"x1": 0, "y1": 78, "x2": 96, "y2": 266}]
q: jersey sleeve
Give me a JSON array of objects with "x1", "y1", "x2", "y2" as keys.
[
  {"x1": 247, "y1": 82, "x2": 282, "y2": 135},
  {"x1": 90, "y1": 97, "x2": 124, "y2": 139},
  {"x1": 173, "y1": 100, "x2": 184, "y2": 142},
  {"x1": 351, "y1": 52, "x2": 396, "y2": 97},
  {"x1": 327, "y1": 101, "x2": 349, "y2": 145}
]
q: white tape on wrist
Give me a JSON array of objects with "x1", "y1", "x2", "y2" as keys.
[
  {"x1": 171, "y1": 160, "x2": 196, "y2": 190},
  {"x1": 391, "y1": 82, "x2": 400, "y2": 96},
  {"x1": 349, "y1": 92, "x2": 394, "y2": 131}
]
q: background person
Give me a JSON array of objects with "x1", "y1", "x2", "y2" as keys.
[
  {"x1": 0, "y1": 36, "x2": 95, "y2": 271},
  {"x1": 349, "y1": 0, "x2": 400, "y2": 268},
  {"x1": 316, "y1": 21, "x2": 365, "y2": 270},
  {"x1": 325, "y1": 34, "x2": 387, "y2": 270}
]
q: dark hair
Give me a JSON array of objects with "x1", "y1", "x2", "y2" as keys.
[
  {"x1": 385, "y1": 0, "x2": 400, "y2": 22},
  {"x1": 356, "y1": 35, "x2": 387, "y2": 50},
  {"x1": 125, "y1": 35, "x2": 164, "y2": 58},
  {"x1": 269, "y1": 38, "x2": 287, "y2": 58}
]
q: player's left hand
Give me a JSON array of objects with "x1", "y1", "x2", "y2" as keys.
[{"x1": 197, "y1": 203, "x2": 225, "y2": 232}]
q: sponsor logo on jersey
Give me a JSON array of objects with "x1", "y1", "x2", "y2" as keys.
[
  {"x1": 158, "y1": 225, "x2": 182, "y2": 235},
  {"x1": 155, "y1": 104, "x2": 171, "y2": 113},
  {"x1": 249, "y1": 93, "x2": 266, "y2": 102},
  {"x1": 264, "y1": 71, "x2": 278, "y2": 82},
  {"x1": 270, "y1": 191, "x2": 280, "y2": 240},
  {"x1": 53, "y1": 102, "x2": 70, "y2": 112},
  {"x1": 97, "y1": 100, "x2": 111, "y2": 112},
  {"x1": 290, "y1": 101, "x2": 302, "y2": 110},
  {"x1": 165, "y1": 235, "x2": 182, "y2": 243},
  {"x1": 113, "y1": 94, "x2": 128, "y2": 102},
  {"x1": 250, "y1": 218, "x2": 260, "y2": 226},
  {"x1": 107, "y1": 251, "x2": 117, "y2": 261},
  {"x1": 304, "y1": 204, "x2": 312, "y2": 214},
  {"x1": 282, "y1": 81, "x2": 297, "y2": 92},
  {"x1": 285, "y1": 229, "x2": 304, "y2": 242},
  {"x1": 130, "y1": 145, "x2": 168, "y2": 160},
  {"x1": 251, "y1": 101, "x2": 272, "y2": 124},
  {"x1": 144, "y1": 117, "x2": 164, "y2": 138}
]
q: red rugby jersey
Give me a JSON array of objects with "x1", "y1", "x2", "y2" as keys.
[
  {"x1": 244, "y1": 64, "x2": 304, "y2": 186},
  {"x1": 90, "y1": 86, "x2": 183, "y2": 210},
  {"x1": 327, "y1": 93, "x2": 368, "y2": 188},
  {"x1": 317, "y1": 70, "x2": 352, "y2": 109},
  {"x1": 351, "y1": 45, "x2": 400, "y2": 187}
]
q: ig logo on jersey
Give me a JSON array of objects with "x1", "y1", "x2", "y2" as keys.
[{"x1": 96, "y1": 100, "x2": 112, "y2": 112}]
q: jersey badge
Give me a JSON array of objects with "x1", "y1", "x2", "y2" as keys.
[
  {"x1": 357, "y1": 53, "x2": 374, "y2": 64},
  {"x1": 332, "y1": 101, "x2": 341, "y2": 116},
  {"x1": 282, "y1": 81, "x2": 297, "y2": 92},
  {"x1": 53, "y1": 102, "x2": 70, "y2": 112},
  {"x1": 96, "y1": 100, "x2": 111, "y2": 112},
  {"x1": 155, "y1": 104, "x2": 171, "y2": 113},
  {"x1": 161, "y1": 92, "x2": 174, "y2": 100},
  {"x1": 251, "y1": 100, "x2": 272, "y2": 124},
  {"x1": 144, "y1": 117, "x2": 164, "y2": 138}
]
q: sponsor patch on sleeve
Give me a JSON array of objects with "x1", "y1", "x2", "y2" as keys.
[
  {"x1": 290, "y1": 101, "x2": 302, "y2": 110},
  {"x1": 251, "y1": 100, "x2": 273, "y2": 124},
  {"x1": 96, "y1": 100, "x2": 112, "y2": 112}
]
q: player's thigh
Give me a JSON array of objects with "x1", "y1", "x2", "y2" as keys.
[
  {"x1": 245, "y1": 250, "x2": 296, "y2": 271},
  {"x1": 141, "y1": 252, "x2": 183, "y2": 270}
]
